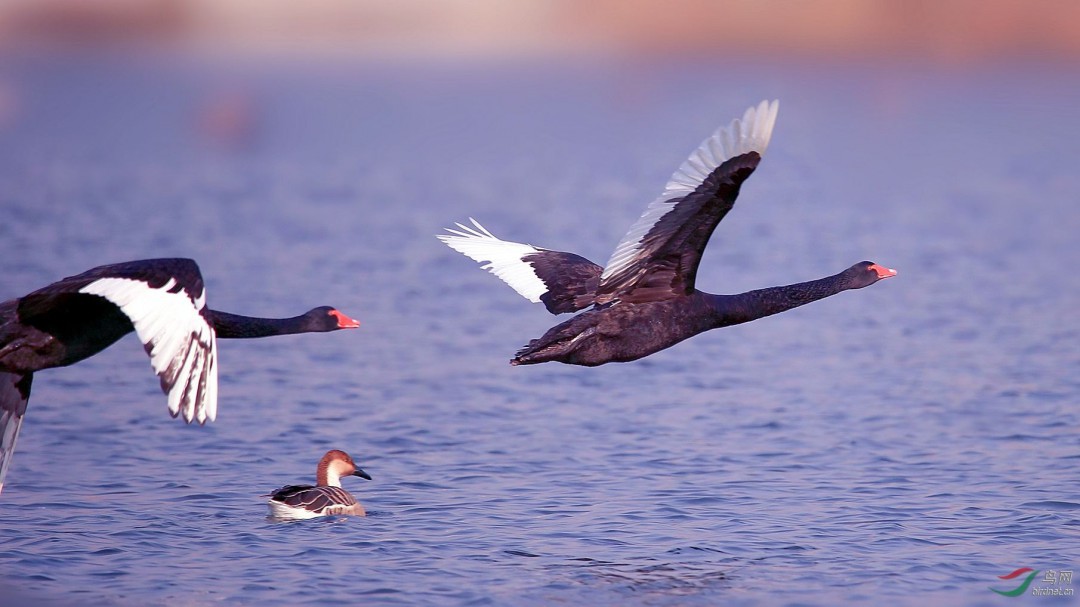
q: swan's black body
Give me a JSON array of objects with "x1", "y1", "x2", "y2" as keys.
[{"x1": 512, "y1": 263, "x2": 891, "y2": 366}]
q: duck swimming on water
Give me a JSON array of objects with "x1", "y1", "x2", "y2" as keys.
[{"x1": 268, "y1": 449, "x2": 371, "y2": 519}]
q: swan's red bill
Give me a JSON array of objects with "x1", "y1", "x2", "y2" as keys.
[
  {"x1": 869, "y1": 264, "x2": 897, "y2": 279},
  {"x1": 330, "y1": 309, "x2": 361, "y2": 328}
]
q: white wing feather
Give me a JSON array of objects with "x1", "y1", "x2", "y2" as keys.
[
  {"x1": 80, "y1": 277, "x2": 218, "y2": 424},
  {"x1": 437, "y1": 218, "x2": 549, "y2": 303},
  {"x1": 601, "y1": 99, "x2": 779, "y2": 281}
]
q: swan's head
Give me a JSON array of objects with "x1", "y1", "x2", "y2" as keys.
[
  {"x1": 304, "y1": 306, "x2": 361, "y2": 331},
  {"x1": 847, "y1": 261, "x2": 897, "y2": 289}
]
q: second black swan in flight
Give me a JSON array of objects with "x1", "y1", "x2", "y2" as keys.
[
  {"x1": 0, "y1": 258, "x2": 359, "y2": 493},
  {"x1": 439, "y1": 100, "x2": 895, "y2": 366}
]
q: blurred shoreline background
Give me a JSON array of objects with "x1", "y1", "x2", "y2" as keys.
[{"x1": 0, "y1": 0, "x2": 1078, "y2": 64}]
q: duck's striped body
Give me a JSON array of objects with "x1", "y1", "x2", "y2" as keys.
[{"x1": 268, "y1": 485, "x2": 366, "y2": 519}]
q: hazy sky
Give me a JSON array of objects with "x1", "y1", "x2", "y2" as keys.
[{"x1": 1, "y1": 0, "x2": 1078, "y2": 63}]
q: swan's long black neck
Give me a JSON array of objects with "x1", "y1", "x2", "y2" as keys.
[
  {"x1": 706, "y1": 270, "x2": 854, "y2": 327},
  {"x1": 207, "y1": 310, "x2": 311, "y2": 339}
]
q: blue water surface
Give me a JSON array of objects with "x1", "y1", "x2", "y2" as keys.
[{"x1": 0, "y1": 55, "x2": 1077, "y2": 606}]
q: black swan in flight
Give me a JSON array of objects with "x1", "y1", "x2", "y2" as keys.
[
  {"x1": 0, "y1": 258, "x2": 359, "y2": 493},
  {"x1": 439, "y1": 100, "x2": 895, "y2": 367},
  {"x1": 267, "y1": 449, "x2": 371, "y2": 519}
]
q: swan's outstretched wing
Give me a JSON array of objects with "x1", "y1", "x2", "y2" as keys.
[
  {"x1": 21, "y1": 259, "x2": 218, "y2": 424},
  {"x1": 597, "y1": 100, "x2": 779, "y2": 303},
  {"x1": 439, "y1": 219, "x2": 602, "y2": 314},
  {"x1": 0, "y1": 372, "x2": 31, "y2": 495}
]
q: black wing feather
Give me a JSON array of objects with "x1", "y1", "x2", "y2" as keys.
[
  {"x1": 0, "y1": 372, "x2": 32, "y2": 492},
  {"x1": 596, "y1": 152, "x2": 761, "y2": 303},
  {"x1": 524, "y1": 251, "x2": 603, "y2": 314}
]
